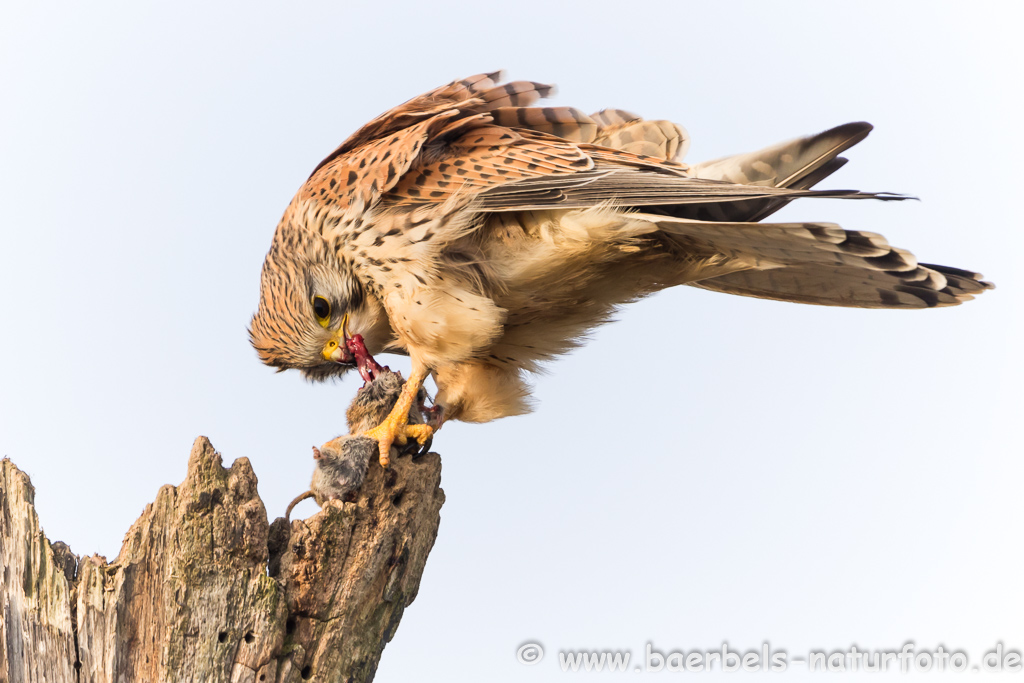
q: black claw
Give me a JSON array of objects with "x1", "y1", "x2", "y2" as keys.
[
  {"x1": 398, "y1": 434, "x2": 433, "y2": 459},
  {"x1": 398, "y1": 439, "x2": 421, "y2": 458},
  {"x1": 414, "y1": 435, "x2": 433, "y2": 458}
]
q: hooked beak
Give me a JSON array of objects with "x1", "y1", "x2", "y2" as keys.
[{"x1": 322, "y1": 314, "x2": 354, "y2": 363}]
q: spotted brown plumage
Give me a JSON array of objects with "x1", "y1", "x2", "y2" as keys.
[{"x1": 250, "y1": 71, "x2": 993, "y2": 463}]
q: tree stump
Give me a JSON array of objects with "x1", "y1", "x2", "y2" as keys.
[{"x1": 0, "y1": 437, "x2": 444, "y2": 682}]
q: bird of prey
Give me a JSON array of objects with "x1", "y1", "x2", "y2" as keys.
[{"x1": 250, "y1": 71, "x2": 993, "y2": 465}]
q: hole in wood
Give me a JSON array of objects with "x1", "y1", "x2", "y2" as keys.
[
  {"x1": 286, "y1": 616, "x2": 297, "y2": 634},
  {"x1": 244, "y1": 631, "x2": 255, "y2": 644},
  {"x1": 391, "y1": 490, "x2": 405, "y2": 507},
  {"x1": 301, "y1": 665, "x2": 313, "y2": 679},
  {"x1": 218, "y1": 631, "x2": 228, "y2": 643}
]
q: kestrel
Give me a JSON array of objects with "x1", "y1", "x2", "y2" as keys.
[{"x1": 250, "y1": 72, "x2": 993, "y2": 465}]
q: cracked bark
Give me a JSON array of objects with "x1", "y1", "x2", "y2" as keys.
[{"x1": 0, "y1": 436, "x2": 444, "y2": 682}]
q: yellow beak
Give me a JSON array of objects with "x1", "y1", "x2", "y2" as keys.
[{"x1": 322, "y1": 314, "x2": 352, "y2": 362}]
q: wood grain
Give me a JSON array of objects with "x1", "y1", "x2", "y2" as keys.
[{"x1": 0, "y1": 436, "x2": 443, "y2": 682}]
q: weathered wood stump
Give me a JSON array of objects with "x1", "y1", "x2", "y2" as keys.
[{"x1": 0, "y1": 437, "x2": 444, "y2": 682}]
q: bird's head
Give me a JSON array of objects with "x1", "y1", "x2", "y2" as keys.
[{"x1": 249, "y1": 228, "x2": 389, "y2": 382}]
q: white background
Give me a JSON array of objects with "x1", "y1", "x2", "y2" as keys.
[{"x1": 1, "y1": 1, "x2": 1021, "y2": 680}]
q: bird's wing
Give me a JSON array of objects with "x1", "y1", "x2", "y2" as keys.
[
  {"x1": 485, "y1": 105, "x2": 689, "y2": 160},
  {"x1": 297, "y1": 72, "x2": 900, "y2": 221},
  {"x1": 299, "y1": 73, "x2": 595, "y2": 216},
  {"x1": 644, "y1": 216, "x2": 994, "y2": 308},
  {"x1": 589, "y1": 108, "x2": 691, "y2": 161},
  {"x1": 383, "y1": 120, "x2": 895, "y2": 211},
  {"x1": 670, "y1": 122, "x2": 874, "y2": 222},
  {"x1": 474, "y1": 160, "x2": 900, "y2": 211},
  {"x1": 313, "y1": 71, "x2": 552, "y2": 165},
  {"x1": 475, "y1": 121, "x2": 895, "y2": 212}
]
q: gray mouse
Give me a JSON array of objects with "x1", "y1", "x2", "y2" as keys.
[{"x1": 285, "y1": 369, "x2": 432, "y2": 521}]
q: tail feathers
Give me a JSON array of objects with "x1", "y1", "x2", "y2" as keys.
[
  {"x1": 690, "y1": 263, "x2": 992, "y2": 309},
  {"x1": 646, "y1": 215, "x2": 994, "y2": 309},
  {"x1": 655, "y1": 218, "x2": 917, "y2": 271},
  {"x1": 919, "y1": 263, "x2": 995, "y2": 297}
]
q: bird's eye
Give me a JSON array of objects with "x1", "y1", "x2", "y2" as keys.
[{"x1": 312, "y1": 296, "x2": 331, "y2": 327}]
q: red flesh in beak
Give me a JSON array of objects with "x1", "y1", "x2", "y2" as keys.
[{"x1": 345, "y1": 334, "x2": 386, "y2": 385}]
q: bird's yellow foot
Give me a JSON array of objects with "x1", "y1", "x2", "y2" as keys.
[
  {"x1": 360, "y1": 362, "x2": 433, "y2": 468},
  {"x1": 363, "y1": 418, "x2": 433, "y2": 468}
]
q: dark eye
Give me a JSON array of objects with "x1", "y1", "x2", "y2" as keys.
[{"x1": 312, "y1": 296, "x2": 331, "y2": 326}]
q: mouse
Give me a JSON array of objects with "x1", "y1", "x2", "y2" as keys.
[{"x1": 284, "y1": 368, "x2": 432, "y2": 521}]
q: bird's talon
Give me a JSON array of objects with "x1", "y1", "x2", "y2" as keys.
[
  {"x1": 363, "y1": 414, "x2": 433, "y2": 467},
  {"x1": 360, "y1": 363, "x2": 432, "y2": 469},
  {"x1": 404, "y1": 423, "x2": 434, "y2": 446},
  {"x1": 393, "y1": 421, "x2": 435, "y2": 458},
  {"x1": 363, "y1": 420, "x2": 399, "y2": 468}
]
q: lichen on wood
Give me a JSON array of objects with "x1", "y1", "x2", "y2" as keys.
[
  {"x1": 0, "y1": 458, "x2": 78, "y2": 682},
  {"x1": 0, "y1": 435, "x2": 444, "y2": 682}
]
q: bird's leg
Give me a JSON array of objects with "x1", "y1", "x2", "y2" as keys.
[{"x1": 361, "y1": 361, "x2": 433, "y2": 468}]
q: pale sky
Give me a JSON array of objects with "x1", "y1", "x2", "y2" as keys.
[{"x1": 1, "y1": 1, "x2": 1021, "y2": 680}]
